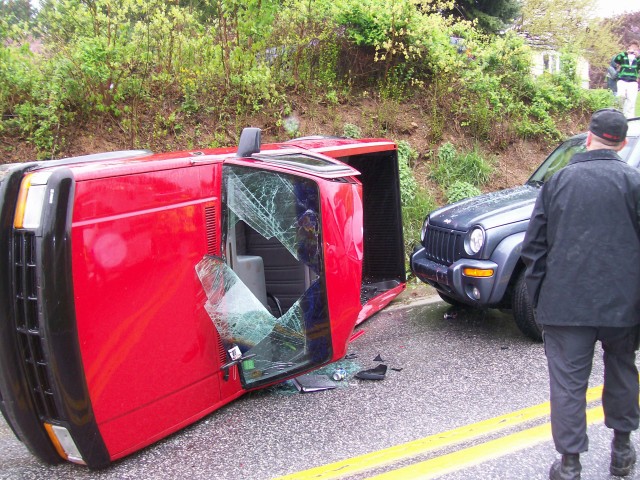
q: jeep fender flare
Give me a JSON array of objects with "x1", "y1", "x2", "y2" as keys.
[{"x1": 487, "y1": 231, "x2": 525, "y2": 305}]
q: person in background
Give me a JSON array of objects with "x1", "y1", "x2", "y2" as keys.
[
  {"x1": 606, "y1": 56, "x2": 618, "y2": 94},
  {"x1": 613, "y1": 41, "x2": 639, "y2": 118},
  {"x1": 522, "y1": 109, "x2": 640, "y2": 480}
]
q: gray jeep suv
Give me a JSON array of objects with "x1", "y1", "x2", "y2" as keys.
[{"x1": 411, "y1": 118, "x2": 640, "y2": 341}]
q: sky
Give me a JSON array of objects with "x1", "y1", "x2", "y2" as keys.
[{"x1": 595, "y1": 0, "x2": 640, "y2": 17}]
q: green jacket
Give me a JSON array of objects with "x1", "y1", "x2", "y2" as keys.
[{"x1": 614, "y1": 51, "x2": 639, "y2": 81}]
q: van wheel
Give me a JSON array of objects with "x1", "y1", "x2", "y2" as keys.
[
  {"x1": 437, "y1": 291, "x2": 465, "y2": 307},
  {"x1": 512, "y1": 272, "x2": 542, "y2": 342}
]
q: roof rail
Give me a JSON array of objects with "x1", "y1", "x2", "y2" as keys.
[{"x1": 56, "y1": 150, "x2": 153, "y2": 162}]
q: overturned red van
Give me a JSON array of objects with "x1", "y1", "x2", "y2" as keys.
[{"x1": 0, "y1": 129, "x2": 405, "y2": 468}]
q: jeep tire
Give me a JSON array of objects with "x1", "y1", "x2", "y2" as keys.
[{"x1": 512, "y1": 271, "x2": 542, "y2": 341}]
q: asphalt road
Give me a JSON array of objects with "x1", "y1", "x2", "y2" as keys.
[{"x1": 0, "y1": 285, "x2": 636, "y2": 479}]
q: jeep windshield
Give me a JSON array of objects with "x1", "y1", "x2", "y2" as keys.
[{"x1": 528, "y1": 134, "x2": 638, "y2": 185}]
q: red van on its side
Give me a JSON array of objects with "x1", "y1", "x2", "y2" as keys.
[{"x1": 0, "y1": 128, "x2": 405, "y2": 468}]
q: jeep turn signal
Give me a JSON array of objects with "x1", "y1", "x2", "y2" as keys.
[{"x1": 463, "y1": 267, "x2": 494, "y2": 278}]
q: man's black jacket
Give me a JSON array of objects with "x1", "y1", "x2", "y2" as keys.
[{"x1": 521, "y1": 149, "x2": 640, "y2": 327}]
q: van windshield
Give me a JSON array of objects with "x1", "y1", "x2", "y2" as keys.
[{"x1": 197, "y1": 165, "x2": 332, "y2": 389}]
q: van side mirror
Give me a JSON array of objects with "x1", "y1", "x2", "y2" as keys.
[{"x1": 236, "y1": 128, "x2": 261, "y2": 157}]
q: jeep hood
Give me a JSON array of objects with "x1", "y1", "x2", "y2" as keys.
[{"x1": 429, "y1": 185, "x2": 539, "y2": 231}]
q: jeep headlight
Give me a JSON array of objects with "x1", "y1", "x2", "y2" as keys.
[
  {"x1": 465, "y1": 227, "x2": 485, "y2": 255},
  {"x1": 420, "y1": 216, "x2": 429, "y2": 243}
]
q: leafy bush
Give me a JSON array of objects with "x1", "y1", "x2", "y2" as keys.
[
  {"x1": 269, "y1": 0, "x2": 340, "y2": 93},
  {"x1": 333, "y1": 0, "x2": 472, "y2": 94},
  {"x1": 1, "y1": 41, "x2": 78, "y2": 156},
  {"x1": 0, "y1": 0, "x2": 618, "y2": 159},
  {"x1": 581, "y1": 88, "x2": 618, "y2": 112},
  {"x1": 446, "y1": 180, "x2": 481, "y2": 203},
  {"x1": 431, "y1": 142, "x2": 493, "y2": 188},
  {"x1": 397, "y1": 140, "x2": 418, "y2": 205},
  {"x1": 394, "y1": 138, "x2": 435, "y2": 263},
  {"x1": 402, "y1": 187, "x2": 437, "y2": 262},
  {"x1": 335, "y1": 0, "x2": 403, "y2": 48},
  {"x1": 343, "y1": 123, "x2": 361, "y2": 138},
  {"x1": 453, "y1": 32, "x2": 613, "y2": 145}
]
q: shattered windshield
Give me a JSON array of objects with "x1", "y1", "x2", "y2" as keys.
[{"x1": 197, "y1": 166, "x2": 331, "y2": 389}]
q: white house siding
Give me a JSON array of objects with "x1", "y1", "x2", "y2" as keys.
[{"x1": 531, "y1": 50, "x2": 590, "y2": 89}]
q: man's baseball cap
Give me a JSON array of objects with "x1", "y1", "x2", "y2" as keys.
[{"x1": 589, "y1": 108, "x2": 628, "y2": 144}]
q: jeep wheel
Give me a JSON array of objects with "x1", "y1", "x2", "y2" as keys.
[
  {"x1": 437, "y1": 291, "x2": 465, "y2": 307},
  {"x1": 512, "y1": 271, "x2": 542, "y2": 342}
]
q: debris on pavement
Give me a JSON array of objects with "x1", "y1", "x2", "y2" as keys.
[
  {"x1": 331, "y1": 369, "x2": 347, "y2": 381},
  {"x1": 292, "y1": 374, "x2": 336, "y2": 393},
  {"x1": 355, "y1": 364, "x2": 388, "y2": 380}
]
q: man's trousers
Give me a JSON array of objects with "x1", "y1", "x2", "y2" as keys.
[
  {"x1": 543, "y1": 325, "x2": 640, "y2": 454},
  {"x1": 617, "y1": 79, "x2": 638, "y2": 118}
]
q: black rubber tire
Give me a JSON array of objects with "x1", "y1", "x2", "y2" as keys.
[
  {"x1": 437, "y1": 291, "x2": 465, "y2": 307},
  {"x1": 512, "y1": 271, "x2": 542, "y2": 342}
]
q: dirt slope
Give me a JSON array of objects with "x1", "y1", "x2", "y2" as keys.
[{"x1": 0, "y1": 96, "x2": 582, "y2": 194}]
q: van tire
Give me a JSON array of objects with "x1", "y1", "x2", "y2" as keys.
[{"x1": 512, "y1": 272, "x2": 542, "y2": 342}]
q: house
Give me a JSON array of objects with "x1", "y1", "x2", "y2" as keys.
[{"x1": 530, "y1": 49, "x2": 590, "y2": 89}]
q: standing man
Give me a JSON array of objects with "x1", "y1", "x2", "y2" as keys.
[
  {"x1": 613, "y1": 41, "x2": 639, "y2": 118},
  {"x1": 522, "y1": 109, "x2": 640, "y2": 480}
]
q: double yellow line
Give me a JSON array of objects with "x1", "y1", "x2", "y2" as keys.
[{"x1": 275, "y1": 385, "x2": 606, "y2": 480}]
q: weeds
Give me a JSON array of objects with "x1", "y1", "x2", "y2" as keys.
[
  {"x1": 0, "y1": 0, "x2": 615, "y2": 158},
  {"x1": 431, "y1": 142, "x2": 493, "y2": 189},
  {"x1": 397, "y1": 140, "x2": 418, "y2": 204},
  {"x1": 343, "y1": 123, "x2": 362, "y2": 138},
  {"x1": 397, "y1": 139, "x2": 435, "y2": 264},
  {"x1": 402, "y1": 187, "x2": 437, "y2": 260},
  {"x1": 446, "y1": 181, "x2": 482, "y2": 203}
]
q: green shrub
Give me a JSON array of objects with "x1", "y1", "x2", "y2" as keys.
[
  {"x1": 343, "y1": 123, "x2": 361, "y2": 138},
  {"x1": 394, "y1": 138, "x2": 433, "y2": 264},
  {"x1": 432, "y1": 142, "x2": 493, "y2": 188},
  {"x1": 580, "y1": 88, "x2": 618, "y2": 113},
  {"x1": 397, "y1": 140, "x2": 418, "y2": 205},
  {"x1": 0, "y1": 0, "x2": 619, "y2": 159},
  {"x1": 402, "y1": 186, "x2": 437, "y2": 263},
  {"x1": 446, "y1": 180, "x2": 481, "y2": 203}
]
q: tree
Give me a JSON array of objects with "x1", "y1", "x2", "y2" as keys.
[
  {"x1": 516, "y1": 0, "x2": 594, "y2": 48},
  {"x1": 608, "y1": 11, "x2": 640, "y2": 47},
  {"x1": 515, "y1": 0, "x2": 621, "y2": 76},
  {"x1": 589, "y1": 11, "x2": 640, "y2": 87},
  {"x1": 451, "y1": 0, "x2": 521, "y2": 33},
  {"x1": 0, "y1": 0, "x2": 33, "y2": 28}
]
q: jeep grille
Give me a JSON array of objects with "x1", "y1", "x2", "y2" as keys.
[
  {"x1": 423, "y1": 224, "x2": 465, "y2": 265},
  {"x1": 13, "y1": 231, "x2": 59, "y2": 420}
]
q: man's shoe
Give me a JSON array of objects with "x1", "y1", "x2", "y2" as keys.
[
  {"x1": 610, "y1": 431, "x2": 636, "y2": 477},
  {"x1": 549, "y1": 454, "x2": 581, "y2": 480}
]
